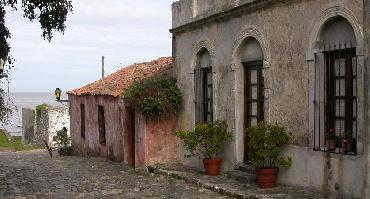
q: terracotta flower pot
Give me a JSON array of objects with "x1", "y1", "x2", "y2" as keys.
[
  {"x1": 341, "y1": 139, "x2": 353, "y2": 153},
  {"x1": 203, "y1": 158, "x2": 223, "y2": 176},
  {"x1": 327, "y1": 140, "x2": 336, "y2": 151},
  {"x1": 256, "y1": 167, "x2": 279, "y2": 188}
]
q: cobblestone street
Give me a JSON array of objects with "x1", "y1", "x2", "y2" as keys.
[{"x1": 0, "y1": 150, "x2": 225, "y2": 199}]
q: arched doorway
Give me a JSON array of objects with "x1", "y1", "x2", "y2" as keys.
[{"x1": 241, "y1": 38, "x2": 264, "y2": 162}]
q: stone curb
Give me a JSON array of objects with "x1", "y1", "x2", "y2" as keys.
[{"x1": 147, "y1": 165, "x2": 262, "y2": 199}]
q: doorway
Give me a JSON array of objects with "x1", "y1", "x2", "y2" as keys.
[
  {"x1": 127, "y1": 110, "x2": 136, "y2": 167},
  {"x1": 244, "y1": 60, "x2": 264, "y2": 163}
]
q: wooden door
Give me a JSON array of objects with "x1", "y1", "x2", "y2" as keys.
[
  {"x1": 244, "y1": 61, "x2": 264, "y2": 163},
  {"x1": 126, "y1": 110, "x2": 135, "y2": 167}
]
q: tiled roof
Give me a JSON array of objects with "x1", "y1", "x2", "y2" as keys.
[{"x1": 69, "y1": 57, "x2": 172, "y2": 97}]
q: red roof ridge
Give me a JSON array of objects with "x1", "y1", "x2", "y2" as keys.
[{"x1": 69, "y1": 57, "x2": 172, "y2": 97}]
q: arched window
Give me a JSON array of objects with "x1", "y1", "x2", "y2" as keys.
[
  {"x1": 313, "y1": 17, "x2": 357, "y2": 155},
  {"x1": 194, "y1": 49, "x2": 213, "y2": 124}
]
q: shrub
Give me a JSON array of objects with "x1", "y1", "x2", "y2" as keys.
[
  {"x1": 123, "y1": 77, "x2": 182, "y2": 120},
  {"x1": 52, "y1": 127, "x2": 72, "y2": 156},
  {"x1": 53, "y1": 128, "x2": 70, "y2": 147},
  {"x1": 36, "y1": 103, "x2": 48, "y2": 116},
  {"x1": 176, "y1": 120, "x2": 233, "y2": 159},
  {"x1": 246, "y1": 122, "x2": 292, "y2": 168},
  {"x1": 139, "y1": 97, "x2": 162, "y2": 118},
  {"x1": 58, "y1": 146, "x2": 73, "y2": 156}
]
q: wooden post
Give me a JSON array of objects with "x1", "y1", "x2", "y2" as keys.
[
  {"x1": 102, "y1": 56, "x2": 105, "y2": 79},
  {"x1": 44, "y1": 140, "x2": 53, "y2": 158}
]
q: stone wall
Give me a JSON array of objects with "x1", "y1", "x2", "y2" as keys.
[
  {"x1": 22, "y1": 106, "x2": 70, "y2": 146},
  {"x1": 22, "y1": 108, "x2": 35, "y2": 144},
  {"x1": 172, "y1": 0, "x2": 367, "y2": 197}
]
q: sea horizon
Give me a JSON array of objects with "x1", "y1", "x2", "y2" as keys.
[{"x1": 1, "y1": 92, "x2": 69, "y2": 135}]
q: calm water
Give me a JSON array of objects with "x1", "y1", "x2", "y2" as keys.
[{"x1": 1, "y1": 92, "x2": 68, "y2": 135}]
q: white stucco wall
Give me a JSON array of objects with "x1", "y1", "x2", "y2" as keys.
[
  {"x1": 47, "y1": 107, "x2": 70, "y2": 146},
  {"x1": 23, "y1": 106, "x2": 70, "y2": 146}
]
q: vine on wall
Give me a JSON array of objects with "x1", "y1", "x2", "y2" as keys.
[
  {"x1": 36, "y1": 103, "x2": 48, "y2": 117},
  {"x1": 123, "y1": 76, "x2": 182, "y2": 120}
]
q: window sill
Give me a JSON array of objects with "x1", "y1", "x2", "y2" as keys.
[{"x1": 313, "y1": 147, "x2": 357, "y2": 156}]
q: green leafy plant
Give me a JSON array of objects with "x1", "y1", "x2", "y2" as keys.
[
  {"x1": 0, "y1": 130, "x2": 40, "y2": 151},
  {"x1": 176, "y1": 120, "x2": 233, "y2": 158},
  {"x1": 123, "y1": 77, "x2": 182, "y2": 120},
  {"x1": 52, "y1": 127, "x2": 72, "y2": 156},
  {"x1": 140, "y1": 97, "x2": 162, "y2": 118},
  {"x1": 326, "y1": 133, "x2": 340, "y2": 141},
  {"x1": 36, "y1": 103, "x2": 48, "y2": 116},
  {"x1": 341, "y1": 131, "x2": 353, "y2": 140},
  {"x1": 325, "y1": 128, "x2": 337, "y2": 140},
  {"x1": 53, "y1": 128, "x2": 70, "y2": 147},
  {"x1": 246, "y1": 122, "x2": 292, "y2": 168},
  {"x1": 0, "y1": 0, "x2": 73, "y2": 126},
  {"x1": 325, "y1": 128, "x2": 341, "y2": 148}
]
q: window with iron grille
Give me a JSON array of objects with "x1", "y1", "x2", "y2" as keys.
[
  {"x1": 98, "y1": 105, "x2": 106, "y2": 145},
  {"x1": 313, "y1": 44, "x2": 357, "y2": 155},
  {"x1": 80, "y1": 104, "x2": 85, "y2": 139},
  {"x1": 194, "y1": 50, "x2": 213, "y2": 124}
]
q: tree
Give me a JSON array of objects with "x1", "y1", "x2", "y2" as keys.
[{"x1": 0, "y1": 0, "x2": 73, "y2": 122}]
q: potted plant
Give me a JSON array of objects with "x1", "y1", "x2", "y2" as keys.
[
  {"x1": 175, "y1": 120, "x2": 233, "y2": 176},
  {"x1": 340, "y1": 131, "x2": 353, "y2": 153},
  {"x1": 326, "y1": 128, "x2": 338, "y2": 152},
  {"x1": 246, "y1": 122, "x2": 291, "y2": 188}
]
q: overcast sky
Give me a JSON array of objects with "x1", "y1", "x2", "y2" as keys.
[{"x1": 5, "y1": 0, "x2": 177, "y2": 92}]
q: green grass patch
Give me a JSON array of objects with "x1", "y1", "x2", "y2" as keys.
[{"x1": 0, "y1": 131, "x2": 41, "y2": 151}]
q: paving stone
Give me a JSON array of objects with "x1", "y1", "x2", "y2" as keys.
[
  {"x1": 147, "y1": 164, "x2": 326, "y2": 199},
  {"x1": 0, "y1": 150, "x2": 225, "y2": 198}
]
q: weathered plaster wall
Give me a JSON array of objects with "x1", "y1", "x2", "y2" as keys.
[
  {"x1": 364, "y1": 0, "x2": 370, "y2": 197},
  {"x1": 172, "y1": 0, "x2": 258, "y2": 28},
  {"x1": 123, "y1": 110, "x2": 179, "y2": 168},
  {"x1": 22, "y1": 108, "x2": 35, "y2": 144},
  {"x1": 173, "y1": 0, "x2": 366, "y2": 197},
  {"x1": 69, "y1": 95, "x2": 124, "y2": 162},
  {"x1": 367, "y1": 145, "x2": 370, "y2": 198},
  {"x1": 34, "y1": 108, "x2": 49, "y2": 145},
  {"x1": 143, "y1": 115, "x2": 179, "y2": 166},
  {"x1": 70, "y1": 94, "x2": 179, "y2": 166},
  {"x1": 278, "y1": 146, "x2": 366, "y2": 198}
]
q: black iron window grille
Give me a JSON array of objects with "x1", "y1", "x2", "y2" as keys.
[
  {"x1": 98, "y1": 105, "x2": 106, "y2": 145},
  {"x1": 194, "y1": 64, "x2": 213, "y2": 124},
  {"x1": 313, "y1": 42, "x2": 357, "y2": 155},
  {"x1": 80, "y1": 104, "x2": 86, "y2": 139}
]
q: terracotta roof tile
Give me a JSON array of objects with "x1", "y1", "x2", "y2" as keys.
[{"x1": 69, "y1": 57, "x2": 172, "y2": 97}]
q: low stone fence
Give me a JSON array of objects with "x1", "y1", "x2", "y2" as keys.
[{"x1": 22, "y1": 106, "x2": 70, "y2": 146}]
